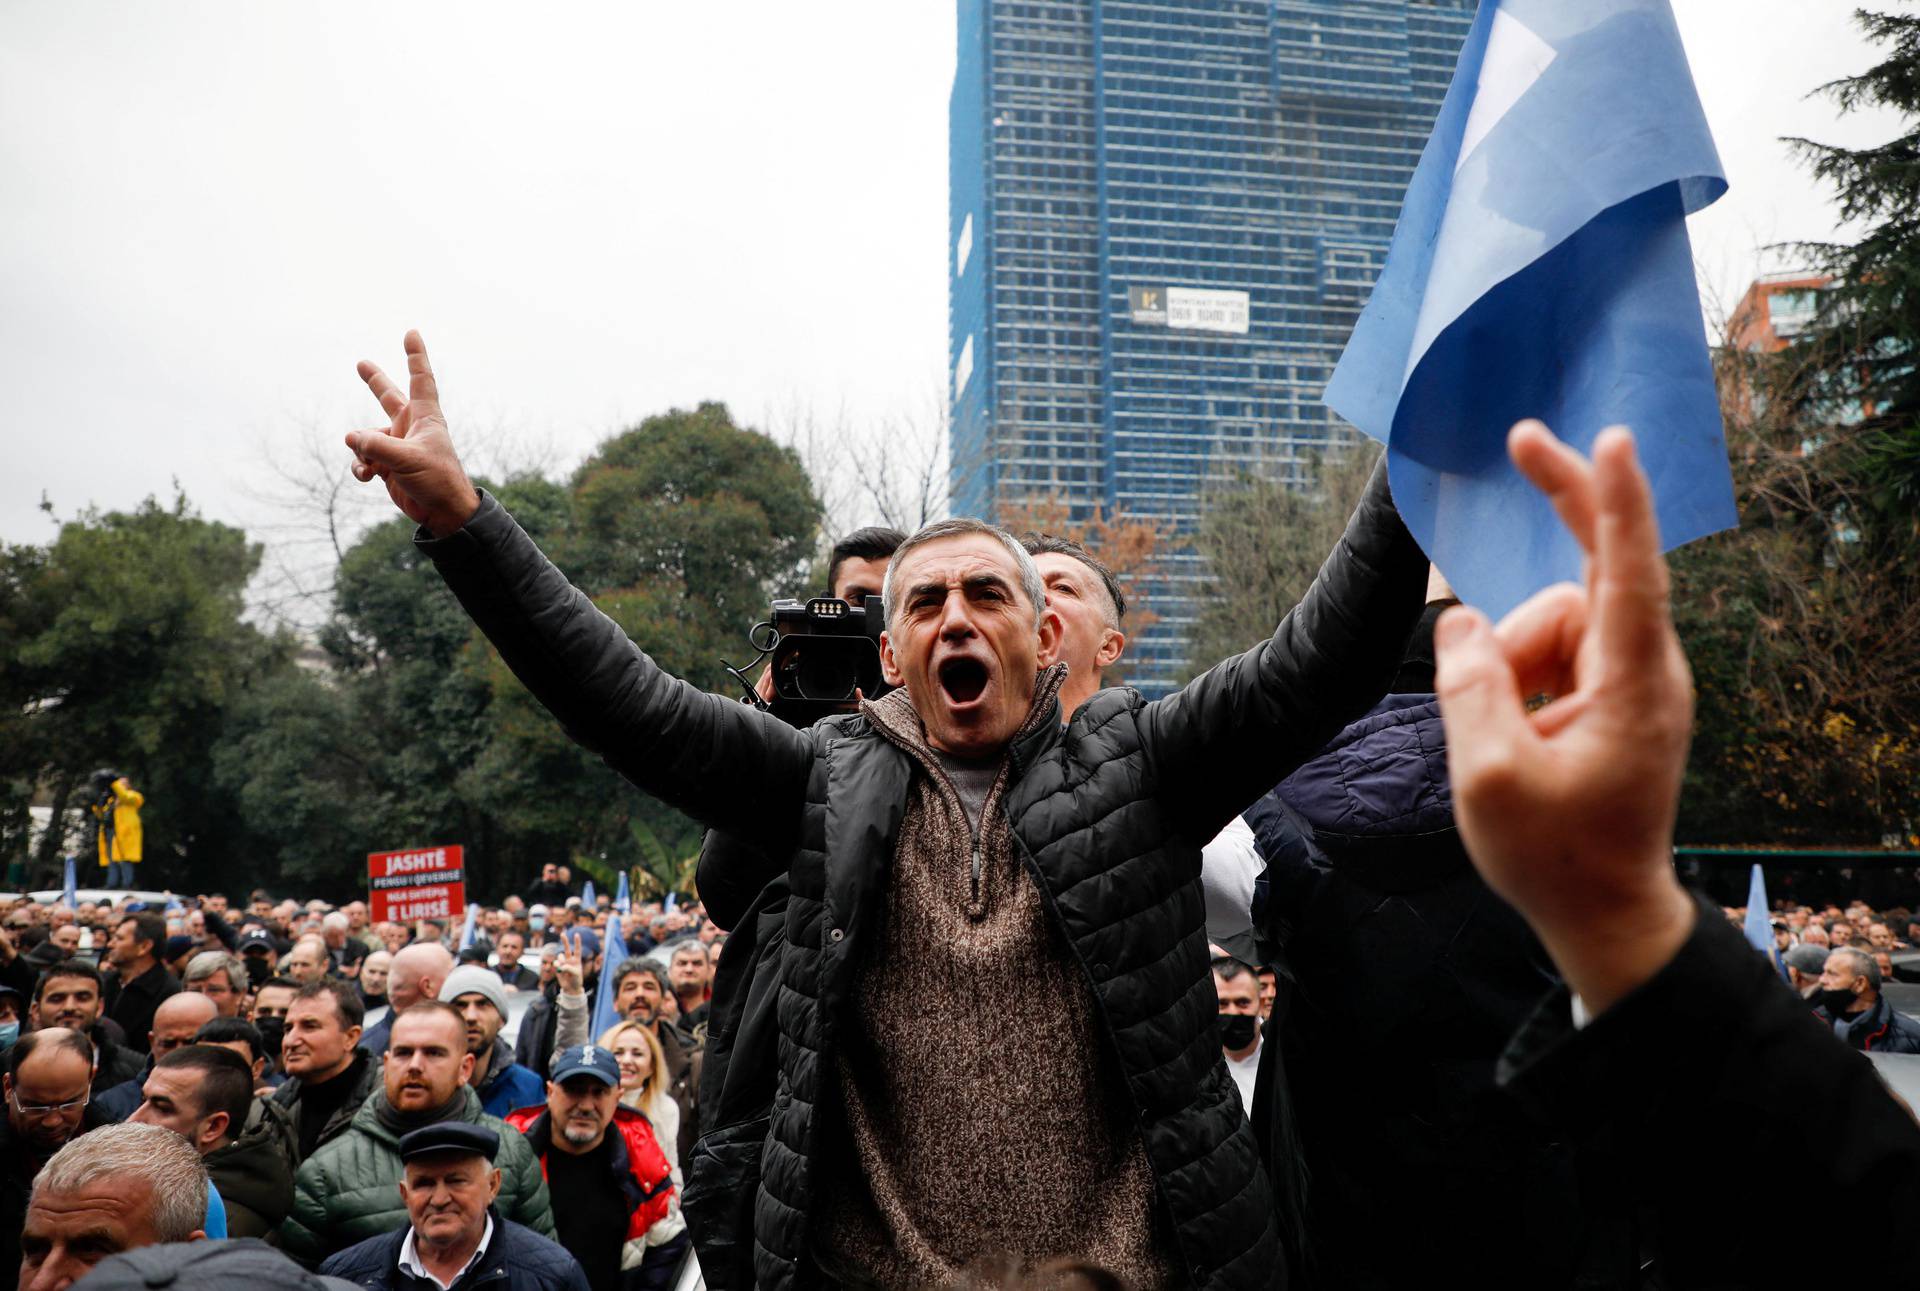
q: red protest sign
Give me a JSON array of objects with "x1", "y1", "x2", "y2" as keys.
[{"x1": 368, "y1": 845, "x2": 465, "y2": 924}]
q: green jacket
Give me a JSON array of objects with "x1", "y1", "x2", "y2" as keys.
[{"x1": 277, "y1": 1086, "x2": 555, "y2": 1267}]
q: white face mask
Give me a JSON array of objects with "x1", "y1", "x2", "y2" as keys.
[{"x1": 529, "y1": 915, "x2": 547, "y2": 932}]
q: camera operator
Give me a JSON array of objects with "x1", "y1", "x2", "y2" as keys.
[
  {"x1": 706, "y1": 526, "x2": 906, "y2": 930},
  {"x1": 745, "y1": 526, "x2": 903, "y2": 702}
]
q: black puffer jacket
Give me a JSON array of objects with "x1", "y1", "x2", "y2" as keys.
[
  {"x1": 420, "y1": 466, "x2": 1426, "y2": 1290},
  {"x1": 1244, "y1": 694, "x2": 1629, "y2": 1289}
]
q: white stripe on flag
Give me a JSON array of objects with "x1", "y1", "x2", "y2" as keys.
[{"x1": 1456, "y1": 7, "x2": 1558, "y2": 175}]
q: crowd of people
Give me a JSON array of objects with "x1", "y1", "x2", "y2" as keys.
[
  {"x1": 6, "y1": 333, "x2": 1920, "y2": 1290},
  {"x1": 1733, "y1": 900, "x2": 1920, "y2": 1051},
  {"x1": 0, "y1": 879, "x2": 723, "y2": 1289}
]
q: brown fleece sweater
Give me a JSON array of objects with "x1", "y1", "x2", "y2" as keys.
[{"x1": 820, "y1": 665, "x2": 1170, "y2": 1288}]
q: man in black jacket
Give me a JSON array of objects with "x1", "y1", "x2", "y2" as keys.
[
  {"x1": 1813, "y1": 946, "x2": 1920, "y2": 1052},
  {"x1": 2, "y1": 1028, "x2": 111, "y2": 1279},
  {"x1": 523, "y1": 864, "x2": 571, "y2": 911},
  {"x1": 346, "y1": 332, "x2": 1428, "y2": 1289},
  {"x1": 103, "y1": 910, "x2": 180, "y2": 1056},
  {"x1": 28, "y1": 960, "x2": 144, "y2": 1092},
  {"x1": 128, "y1": 1043, "x2": 296, "y2": 1240}
]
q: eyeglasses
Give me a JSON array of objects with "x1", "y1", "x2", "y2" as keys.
[{"x1": 9, "y1": 1089, "x2": 90, "y2": 1117}]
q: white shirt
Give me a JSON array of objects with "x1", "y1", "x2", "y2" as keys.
[
  {"x1": 398, "y1": 1213, "x2": 494, "y2": 1291},
  {"x1": 1201, "y1": 815, "x2": 1264, "y2": 965},
  {"x1": 1226, "y1": 1036, "x2": 1262, "y2": 1115}
]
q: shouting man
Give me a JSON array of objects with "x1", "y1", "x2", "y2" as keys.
[{"x1": 344, "y1": 331, "x2": 1427, "y2": 1287}]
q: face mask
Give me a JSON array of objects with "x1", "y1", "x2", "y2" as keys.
[
  {"x1": 0, "y1": 1021, "x2": 18, "y2": 1052},
  {"x1": 1217, "y1": 1012, "x2": 1258, "y2": 1052},
  {"x1": 529, "y1": 916, "x2": 547, "y2": 932},
  {"x1": 255, "y1": 1015, "x2": 285, "y2": 1062},
  {"x1": 1817, "y1": 987, "x2": 1860, "y2": 1016},
  {"x1": 245, "y1": 957, "x2": 271, "y2": 988}
]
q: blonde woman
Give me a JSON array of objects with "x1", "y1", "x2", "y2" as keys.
[
  {"x1": 600, "y1": 1019, "x2": 677, "y2": 1160},
  {"x1": 600, "y1": 1019, "x2": 689, "y2": 1277}
]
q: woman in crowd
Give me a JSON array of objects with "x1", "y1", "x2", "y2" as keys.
[{"x1": 600, "y1": 1018, "x2": 689, "y2": 1283}]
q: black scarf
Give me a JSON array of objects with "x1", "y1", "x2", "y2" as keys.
[{"x1": 372, "y1": 1088, "x2": 470, "y2": 1140}]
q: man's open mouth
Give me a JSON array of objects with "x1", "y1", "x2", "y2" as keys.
[{"x1": 938, "y1": 656, "x2": 990, "y2": 706}]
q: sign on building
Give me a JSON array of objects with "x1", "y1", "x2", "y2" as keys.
[
  {"x1": 1127, "y1": 285, "x2": 1249, "y2": 335},
  {"x1": 368, "y1": 845, "x2": 465, "y2": 924},
  {"x1": 1166, "y1": 286, "x2": 1250, "y2": 334}
]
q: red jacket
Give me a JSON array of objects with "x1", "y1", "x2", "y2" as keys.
[{"x1": 505, "y1": 1103, "x2": 676, "y2": 1239}]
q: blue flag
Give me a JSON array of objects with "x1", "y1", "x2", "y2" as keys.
[
  {"x1": 1325, "y1": 0, "x2": 1734, "y2": 620},
  {"x1": 589, "y1": 917, "x2": 630, "y2": 1042},
  {"x1": 458, "y1": 903, "x2": 477, "y2": 952},
  {"x1": 615, "y1": 870, "x2": 631, "y2": 915},
  {"x1": 62, "y1": 856, "x2": 77, "y2": 911},
  {"x1": 1743, "y1": 863, "x2": 1785, "y2": 979},
  {"x1": 663, "y1": 891, "x2": 678, "y2": 915},
  {"x1": 581, "y1": 879, "x2": 597, "y2": 910}
]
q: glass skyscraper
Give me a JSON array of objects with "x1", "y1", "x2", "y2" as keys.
[{"x1": 949, "y1": 0, "x2": 1476, "y2": 693}]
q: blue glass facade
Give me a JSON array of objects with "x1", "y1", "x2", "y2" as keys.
[{"x1": 950, "y1": 0, "x2": 1475, "y2": 693}]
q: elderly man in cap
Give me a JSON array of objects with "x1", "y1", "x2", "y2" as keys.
[
  {"x1": 440, "y1": 965, "x2": 544, "y2": 1118},
  {"x1": 319, "y1": 1122, "x2": 587, "y2": 1291},
  {"x1": 505, "y1": 1044, "x2": 678, "y2": 1290},
  {"x1": 280, "y1": 1002, "x2": 553, "y2": 1268}
]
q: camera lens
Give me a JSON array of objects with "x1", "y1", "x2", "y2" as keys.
[{"x1": 795, "y1": 648, "x2": 859, "y2": 700}]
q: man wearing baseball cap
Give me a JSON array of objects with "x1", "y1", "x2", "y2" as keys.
[
  {"x1": 319, "y1": 1121, "x2": 587, "y2": 1290},
  {"x1": 506, "y1": 1044, "x2": 678, "y2": 1290},
  {"x1": 440, "y1": 965, "x2": 544, "y2": 1118}
]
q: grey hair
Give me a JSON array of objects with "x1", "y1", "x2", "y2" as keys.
[
  {"x1": 34, "y1": 1123, "x2": 207, "y2": 1242},
  {"x1": 184, "y1": 950, "x2": 246, "y2": 991},
  {"x1": 1831, "y1": 946, "x2": 1882, "y2": 991},
  {"x1": 881, "y1": 518, "x2": 1048, "y2": 631}
]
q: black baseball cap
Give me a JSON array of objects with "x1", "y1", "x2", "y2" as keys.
[{"x1": 398, "y1": 1121, "x2": 500, "y2": 1164}]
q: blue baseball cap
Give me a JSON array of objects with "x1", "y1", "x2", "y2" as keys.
[{"x1": 551, "y1": 1043, "x2": 621, "y2": 1087}]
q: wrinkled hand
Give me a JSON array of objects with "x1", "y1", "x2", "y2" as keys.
[
  {"x1": 1434, "y1": 422, "x2": 1696, "y2": 1014},
  {"x1": 346, "y1": 330, "x2": 481, "y2": 538}
]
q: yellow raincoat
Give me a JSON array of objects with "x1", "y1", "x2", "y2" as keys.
[{"x1": 93, "y1": 777, "x2": 144, "y2": 866}]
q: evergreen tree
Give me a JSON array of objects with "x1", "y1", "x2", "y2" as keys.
[{"x1": 1791, "y1": 7, "x2": 1920, "y2": 525}]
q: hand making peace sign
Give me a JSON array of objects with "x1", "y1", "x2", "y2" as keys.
[{"x1": 347, "y1": 330, "x2": 482, "y2": 538}]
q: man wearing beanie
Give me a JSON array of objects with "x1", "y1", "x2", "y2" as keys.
[{"x1": 442, "y1": 964, "x2": 545, "y2": 1118}]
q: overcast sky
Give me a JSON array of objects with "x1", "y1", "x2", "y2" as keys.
[{"x1": 0, "y1": 2, "x2": 1902, "y2": 584}]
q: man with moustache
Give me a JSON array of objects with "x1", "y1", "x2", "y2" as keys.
[
  {"x1": 504, "y1": 1045, "x2": 677, "y2": 1289},
  {"x1": 344, "y1": 331, "x2": 1428, "y2": 1287}
]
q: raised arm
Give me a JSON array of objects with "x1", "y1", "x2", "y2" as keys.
[
  {"x1": 346, "y1": 332, "x2": 814, "y2": 848},
  {"x1": 1143, "y1": 455, "x2": 1429, "y2": 840}
]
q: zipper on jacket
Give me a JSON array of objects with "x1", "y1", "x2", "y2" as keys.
[{"x1": 970, "y1": 841, "x2": 982, "y2": 905}]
